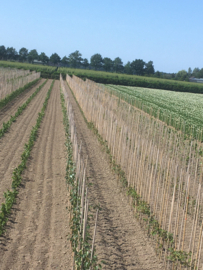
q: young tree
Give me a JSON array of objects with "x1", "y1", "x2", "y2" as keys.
[
  {"x1": 28, "y1": 49, "x2": 39, "y2": 63},
  {"x1": 131, "y1": 59, "x2": 145, "y2": 75},
  {"x1": 90, "y1": 53, "x2": 103, "y2": 70},
  {"x1": 39, "y1": 52, "x2": 49, "y2": 65},
  {"x1": 113, "y1": 57, "x2": 123, "y2": 73},
  {"x1": 103, "y1": 57, "x2": 113, "y2": 72},
  {"x1": 0, "y1": 45, "x2": 6, "y2": 60},
  {"x1": 50, "y1": 53, "x2": 61, "y2": 65},
  {"x1": 19, "y1": 47, "x2": 28, "y2": 62},
  {"x1": 69, "y1": 50, "x2": 83, "y2": 68}
]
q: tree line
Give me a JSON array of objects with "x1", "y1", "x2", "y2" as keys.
[
  {"x1": 0, "y1": 45, "x2": 155, "y2": 76},
  {"x1": 0, "y1": 45, "x2": 203, "y2": 80}
]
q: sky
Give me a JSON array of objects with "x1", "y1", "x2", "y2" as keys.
[{"x1": 0, "y1": 0, "x2": 203, "y2": 73}]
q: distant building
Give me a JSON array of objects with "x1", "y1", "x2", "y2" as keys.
[
  {"x1": 33, "y1": 60, "x2": 43, "y2": 65},
  {"x1": 189, "y1": 77, "x2": 203, "y2": 83}
]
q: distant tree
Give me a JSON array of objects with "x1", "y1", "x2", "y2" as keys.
[
  {"x1": 154, "y1": 71, "x2": 161, "y2": 78},
  {"x1": 124, "y1": 61, "x2": 133, "y2": 74},
  {"x1": 28, "y1": 49, "x2": 38, "y2": 63},
  {"x1": 90, "y1": 53, "x2": 103, "y2": 70},
  {"x1": 144, "y1": 61, "x2": 155, "y2": 75},
  {"x1": 198, "y1": 68, "x2": 203, "y2": 78},
  {"x1": 69, "y1": 50, "x2": 83, "y2": 68},
  {"x1": 19, "y1": 47, "x2": 28, "y2": 62},
  {"x1": 0, "y1": 45, "x2": 6, "y2": 60},
  {"x1": 192, "y1": 67, "x2": 200, "y2": 78},
  {"x1": 131, "y1": 59, "x2": 145, "y2": 75},
  {"x1": 82, "y1": 58, "x2": 89, "y2": 69},
  {"x1": 103, "y1": 57, "x2": 113, "y2": 72},
  {"x1": 39, "y1": 52, "x2": 49, "y2": 65},
  {"x1": 50, "y1": 53, "x2": 61, "y2": 65},
  {"x1": 176, "y1": 70, "x2": 188, "y2": 81},
  {"x1": 113, "y1": 57, "x2": 123, "y2": 73},
  {"x1": 188, "y1": 67, "x2": 192, "y2": 77},
  {"x1": 6, "y1": 47, "x2": 18, "y2": 60},
  {"x1": 61, "y1": 56, "x2": 69, "y2": 66}
]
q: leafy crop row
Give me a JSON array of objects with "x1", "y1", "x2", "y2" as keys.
[
  {"x1": 0, "y1": 78, "x2": 40, "y2": 109},
  {"x1": 0, "y1": 80, "x2": 54, "y2": 236},
  {"x1": 105, "y1": 84, "x2": 203, "y2": 141},
  {"x1": 0, "y1": 79, "x2": 47, "y2": 138},
  {"x1": 60, "y1": 85, "x2": 100, "y2": 270}
]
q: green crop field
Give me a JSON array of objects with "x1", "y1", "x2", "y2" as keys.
[{"x1": 105, "y1": 84, "x2": 203, "y2": 141}]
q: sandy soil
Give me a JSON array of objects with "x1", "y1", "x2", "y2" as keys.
[
  {"x1": 0, "y1": 79, "x2": 45, "y2": 127},
  {"x1": 64, "y1": 82, "x2": 164, "y2": 270},
  {"x1": 0, "y1": 80, "x2": 72, "y2": 269},
  {"x1": 0, "y1": 80, "x2": 52, "y2": 204}
]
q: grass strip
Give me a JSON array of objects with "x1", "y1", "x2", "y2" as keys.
[
  {"x1": 67, "y1": 81, "x2": 195, "y2": 269},
  {"x1": 0, "y1": 80, "x2": 55, "y2": 236},
  {"x1": 60, "y1": 90, "x2": 101, "y2": 270},
  {"x1": 0, "y1": 78, "x2": 40, "y2": 109},
  {"x1": 0, "y1": 79, "x2": 48, "y2": 139}
]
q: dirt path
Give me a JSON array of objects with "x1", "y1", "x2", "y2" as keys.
[
  {"x1": 64, "y1": 82, "x2": 164, "y2": 270},
  {"x1": 0, "y1": 79, "x2": 52, "y2": 204},
  {"x1": 0, "y1": 79, "x2": 45, "y2": 127},
  {"x1": 0, "y1": 81, "x2": 72, "y2": 269}
]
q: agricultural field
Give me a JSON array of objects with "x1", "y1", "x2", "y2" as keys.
[
  {"x1": 1, "y1": 67, "x2": 203, "y2": 269},
  {"x1": 1, "y1": 60, "x2": 203, "y2": 93},
  {"x1": 105, "y1": 84, "x2": 203, "y2": 140}
]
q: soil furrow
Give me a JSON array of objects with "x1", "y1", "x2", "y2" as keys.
[
  {"x1": 65, "y1": 82, "x2": 164, "y2": 270},
  {"x1": 0, "y1": 80, "x2": 52, "y2": 204},
  {"x1": 0, "y1": 81, "x2": 72, "y2": 270},
  {"x1": 0, "y1": 79, "x2": 45, "y2": 127}
]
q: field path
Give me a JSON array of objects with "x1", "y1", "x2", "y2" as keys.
[
  {"x1": 0, "y1": 81, "x2": 72, "y2": 269},
  {"x1": 0, "y1": 79, "x2": 52, "y2": 204},
  {"x1": 0, "y1": 79, "x2": 45, "y2": 127},
  {"x1": 64, "y1": 82, "x2": 164, "y2": 270}
]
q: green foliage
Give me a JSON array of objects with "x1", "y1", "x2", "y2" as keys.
[
  {"x1": 1, "y1": 61, "x2": 203, "y2": 94},
  {"x1": 105, "y1": 84, "x2": 203, "y2": 141},
  {"x1": 0, "y1": 80, "x2": 54, "y2": 236},
  {"x1": 0, "y1": 80, "x2": 47, "y2": 138},
  {"x1": 90, "y1": 54, "x2": 103, "y2": 70},
  {"x1": 50, "y1": 53, "x2": 61, "y2": 65}
]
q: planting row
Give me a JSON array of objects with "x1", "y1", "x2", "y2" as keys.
[
  {"x1": 0, "y1": 79, "x2": 47, "y2": 138},
  {"x1": 67, "y1": 74, "x2": 203, "y2": 269},
  {"x1": 60, "y1": 76, "x2": 100, "y2": 270},
  {"x1": 0, "y1": 80, "x2": 54, "y2": 235},
  {"x1": 105, "y1": 84, "x2": 203, "y2": 141},
  {"x1": 0, "y1": 67, "x2": 40, "y2": 101}
]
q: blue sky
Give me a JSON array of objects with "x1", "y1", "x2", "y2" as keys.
[{"x1": 0, "y1": 0, "x2": 202, "y2": 73}]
